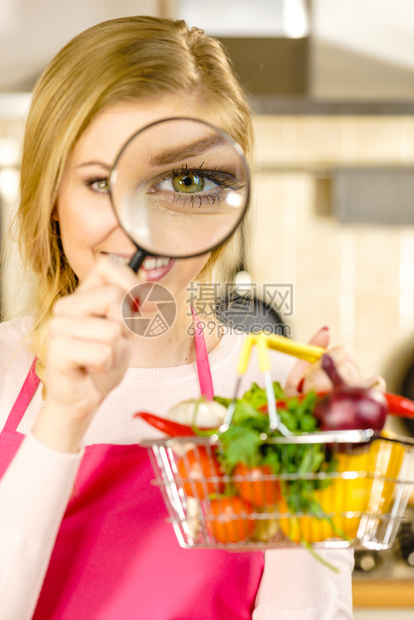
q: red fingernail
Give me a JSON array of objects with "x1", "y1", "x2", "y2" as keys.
[
  {"x1": 296, "y1": 378, "x2": 305, "y2": 393},
  {"x1": 320, "y1": 326, "x2": 329, "y2": 332}
]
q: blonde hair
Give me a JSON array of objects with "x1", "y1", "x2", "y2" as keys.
[{"x1": 16, "y1": 16, "x2": 254, "y2": 381}]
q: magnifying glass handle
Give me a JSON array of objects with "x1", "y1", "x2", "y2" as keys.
[{"x1": 129, "y1": 248, "x2": 147, "y2": 273}]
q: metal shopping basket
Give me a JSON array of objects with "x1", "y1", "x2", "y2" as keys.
[
  {"x1": 141, "y1": 430, "x2": 414, "y2": 550},
  {"x1": 139, "y1": 333, "x2": 414, "y2": 550}
]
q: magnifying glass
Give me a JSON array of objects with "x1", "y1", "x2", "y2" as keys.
[{"x1": 109, "y1": 117, "x2": 250, "y2": 272}]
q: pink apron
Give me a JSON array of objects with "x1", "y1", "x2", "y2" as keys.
[{"x1": 0, "y1": 326, "x2": 263, "y2": 619}]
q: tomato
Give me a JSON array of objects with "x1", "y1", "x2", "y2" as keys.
[
  {"x1": 279, "y1": 438, "x2": 405, "y2": 543},
  {"x1": 233, "y1": 463, "x2": 281, "y2": 508},
  {"x1": 176, "y1": 446, "x2": 224, "y2": 500},
  {"x1": 206, "y1": 496, "x2": 255, "y2": 543}
]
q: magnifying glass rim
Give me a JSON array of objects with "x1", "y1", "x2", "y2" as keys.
[{"x1": 108, "y1": 115, "x2": 251, "y2": 259}]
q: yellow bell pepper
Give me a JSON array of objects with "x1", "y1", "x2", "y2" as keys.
[{"x1": 279, "y1": 438, "x2": 405, "y2": 544}]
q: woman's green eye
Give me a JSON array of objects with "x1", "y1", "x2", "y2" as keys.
[
  {"x1": 95, "y1": 179, "x2": 109, "y2": 192},
  {"x1": 86, "y1": 178, "x2": 110, "y2": 193},
  {"x1": 171, "y1": 173, "x2": 205, "y2": 194}
]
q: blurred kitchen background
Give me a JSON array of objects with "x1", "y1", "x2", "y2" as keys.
[{"x1": 1, "y1": 0, "x2": 414, "y2": 615}]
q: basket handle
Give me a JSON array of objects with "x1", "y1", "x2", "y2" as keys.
[{"x1": 237, "y1": 333, "x2": 324, "y2": 375}]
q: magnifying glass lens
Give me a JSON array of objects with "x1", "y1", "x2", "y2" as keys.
[{"x1": 110, "y1": 118, "x2": 249, "y2": 259}]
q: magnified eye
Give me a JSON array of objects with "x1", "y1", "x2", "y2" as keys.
[
  {"x1": 160, "y1": 172, "x2": 216, "y2": 194},
  {"x1": 145, "y1": 163, "x2": 245, "y2": 212}
]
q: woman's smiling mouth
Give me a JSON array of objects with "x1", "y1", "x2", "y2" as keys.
[{"x1": 106, "y1": 253, "x2": 175, "y2": 280}]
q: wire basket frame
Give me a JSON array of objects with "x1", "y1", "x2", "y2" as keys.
[{"x1": 141, "y1": 430, "x2": 414, "y2": 551}]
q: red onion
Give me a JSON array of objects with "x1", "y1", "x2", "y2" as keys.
[{"x1": 313, "y1": 354, "x2": 387, "y2": 432}]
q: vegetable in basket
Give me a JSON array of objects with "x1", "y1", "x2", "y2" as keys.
[
  {"x1": 213, "y1": 369, "x2": 402, "y2": 546},
  {"x1": 166, "y1": 397, "x2": 227, "y2": 427},
  {"x1": 312, "y1": 355, "x2": 387, "y2": 432},
  {"x1": 205, "y1": 496, "x2": 255, "y2": 544},
  {"x1": 134, "y1": 397, "x2": 226, "y2": 436},
  {"x1": 214, "y1": 387, "x2": 336, "y2": 543},
  {"x1": 176, "y1": 446, "x2": 224, "y2": 500},
  {"x1": 233, "y1": 463, "x2": 281, "y2": 508},
  {"x1": 137, "y1": 358, "x2": 411, "y2": 549},
  {"x1": 134, "y1": 383, "x2": 414, "y2": 437},
  {"x1": 275, "y1": 354, "x2": 403, "y2": 544},
  {"x1": 278, "y1": 441, "x2": 405, "y2": 543}
]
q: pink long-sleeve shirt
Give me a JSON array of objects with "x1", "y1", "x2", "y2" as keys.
[{"x1": 0, "y1": 317, "x2": 354, "y2": 619}]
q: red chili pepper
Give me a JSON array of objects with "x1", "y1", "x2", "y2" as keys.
[
  {"x1": 134, "y1": 412, "x2": 220, "y2": 436},
  {"x1": 384, "y1": 393, "x2": 414, "y2": 418},
  {"x1": 133, "y1": 412, "x2": 198, "y2": 437}
]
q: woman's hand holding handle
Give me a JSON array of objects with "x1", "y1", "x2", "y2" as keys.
[
  {"x1": 33, "y1": 256, "x2": 141, "y2": 453},
  {"x1": 284, "y1": 326, "x2": 386, "y2": 397}
]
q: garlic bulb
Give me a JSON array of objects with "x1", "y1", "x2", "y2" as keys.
[{"x1": 166, "y1": 398, "x2": 227, "y2": 428}]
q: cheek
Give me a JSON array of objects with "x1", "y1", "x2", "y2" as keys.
[
  {"x1": 58, "y1": 200, "x2": 88, "y2": 250},
  {"x1": 56, "y1": 192, "x2": 105, "y2": 278},
  {"x1": 57, "y1": 183, "x2": 110, "y2": 247}
]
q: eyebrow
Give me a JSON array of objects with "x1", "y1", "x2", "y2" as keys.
[
  {"x1": 76, "y1": 161, "x2": 111, "y2": 170},
  {"x1": 150, "y1": 134, "x2": 228, "y2": 167}
]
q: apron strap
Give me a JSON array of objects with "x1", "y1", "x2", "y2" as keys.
[
  {"x1": 4, "y1": 358, "x2": 40, "y2": 432},
  {"x1": 191, "y1": 307, "x2": 214, "y2": 400}
]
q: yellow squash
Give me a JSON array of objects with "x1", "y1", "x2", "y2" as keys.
[{"x1": 279, "y1": 438, "x2": 405, "y2": 544}]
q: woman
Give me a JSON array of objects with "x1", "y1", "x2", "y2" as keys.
[{"x1": 0, "y1": 16, "x2": 356, "y2": 619}]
